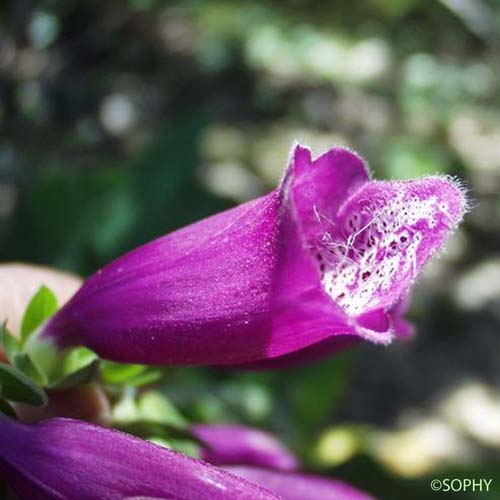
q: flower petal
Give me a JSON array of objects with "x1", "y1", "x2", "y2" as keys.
[
  {"x1": 388, "y1": 293, "x2": 415, "y2": 339},
  {"x1": 318, "y1": 177, "x2": 466, "y2": 317},
  {"x1": 226, "y1": 466, "x2": 376, "y2": 500},
  {"x1": 234, "y1": 334, "x2": 359, "y2": 369},
  {"x1": 0, "y1": 417, "x2": 279, "y2": 500},
  {"x1": 192, "y1": 424, "x2": 298, "y2": 471}
]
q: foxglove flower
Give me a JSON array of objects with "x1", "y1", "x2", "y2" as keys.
[
  {"x1": 31, "y1": 144, "x2": 466, "y2": 366},
  {"x1": 0, "y1": 416, "x2": 279, "y2": 499},
  {"x1": 193, "y1": 423, "x2": 299, "y2": 471},
  {"x1": 226, "y1": 466, "x2": 376, "y2": 500}
]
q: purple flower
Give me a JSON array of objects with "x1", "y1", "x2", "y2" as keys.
[
  {"x1": 0, "y1": 416, "x2": 279, "y2": 499},
  {"x1": 192, "y1": 423, "x2": 299, "y2": 471},
  {"x1": 0, "y1": 416, "x2": 375, "y2": 500},
  {"x1": 226, "y1": 466, "x2": 377, "y2": 500},
  {"x1": 36, "y1": 144, "x2": 466, "y2": 366}
]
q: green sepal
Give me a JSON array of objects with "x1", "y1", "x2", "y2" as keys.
[
  {"x1": 112, "y1": 392, "x2": 138, "y2": 423},
  {"x1": 0, "y1": 323, "x2": 21, "y2": 363},
  {"x1": 23, "y1": 333, "x2": 61, "y2": 383},
  {"x1": 0, "y1": 363, "x2": 48, "y2": 406},
  {"x1": 147, "y1": 436, "x2": 200, "y2": 458},
  {"x1": 47, "y1": 347, "x2": 99, "y2": 390},
  {"x1": 101, "y1": 361, "x2": 162, "y2": 387},
  {"x1": 120, "y1": 420, "x2": 201, "y2": 450},
  {"x1": 1, "y1": 323, "x2": 49, "y2": 386},
  {"x1": 114, "y1": 391, "x2": 185, "y2": 425},
  {"x1": 61, "y1": 347, "x2": 98, "y2": 375},
  {"x1": 12, "y1": 352, "x2": 48, "y2": 386},
  {"x1": 137, "y1": 391, "x2": 188, "y2": 429},
  {"x1": 113, "y1": 391, "x2": 192, "y2": 431},
  {"x1": 4, "y1": 287, "x2": 102, "y2": 393},
  {"x1": 113, "y1": 391, "x2": 200, "y2": 454},
  {"x1": 101, "y1": 361, "x2": 146, "y2": 385},
  {"x1": 0, "y1": 398, "x2": 17, "y2": 419},
  {"x1": 126, "y1": 369, "x2": 162, "y2": 387},
  {"x1": 164, "y1": 438, "x2": 200, "y2": 458},
  {"x1": 20, "y1": 286, "x2": 58, "y2": 345},
  {"x1": 25, "y1": 335, "x2": 101, "y2": 390},
  {"x1": 48, "y1": 359, "x2": 100, "y2": 391}
]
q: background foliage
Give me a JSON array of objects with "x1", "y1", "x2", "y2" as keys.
[{"x1": 1, "y1": 1, "x2": 500, "y2": 499}]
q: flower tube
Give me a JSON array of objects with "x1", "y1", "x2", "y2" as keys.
[
  {"x1": 31, "y1": 144, "x2": 466, "y2": 366},
  {"x1": 192, "y1": 423, "x2": 298, "y2": 471},
  {"x1": 0, "y1": 416, "x2": 279, "y2": 499}
]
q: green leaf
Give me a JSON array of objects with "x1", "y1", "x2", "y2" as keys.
[
  {"x1": 0, "y1": 363, "x2": 47, "y2": 406},
  {"x1": 147, "y1": 436, "x2": 200, "y2": 458},
  {"x1": 101, "y1": 361, "x2": 162, "y2": 387},
  {"x1": 112, "y1": 392, "x2": 195, "y2": 445},
  {"x1": 138, "y1": 391, "x2": 188, "y2": 429},
  {"x1": 0, "y1": 398, "x2": 17, "y2": 419},
  {"x1": 101, "y1": 362, "x2": 147, "y2": 385},
  {"x1": 126, "y1": 369, "x2": 162, "y2": 387},
  {"x1": 147, "y1": 436, "x2": 172, "y2": 448},
  {"x1": 48, "y1": 359, "x2": 100, "y2": 391},
  {"x1": 12, "y1": 353, "x2": 48, "y2": 386},
  {"x1": 0, "y1": 323, "x2": 21, "y2": 364},
  {"x1": 164, "y1": 438, "x2": 200, "y2": 458},
  {"x1": 113, "y1": 393, "x2": 140, "y2": 423},
  {"x1": 20, "y1": 286, "x2": 58, "y2": 345},
  {"x1": 113, "y1": 392, "x2": 181, "y2": 425},
  {"x1": 61, "y1": 347, "x2": 98, "y2": 376}
]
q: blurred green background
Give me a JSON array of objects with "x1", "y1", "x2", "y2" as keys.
[{"x1": 1, "y1": 1, "x2": 500, "y2": 499}]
